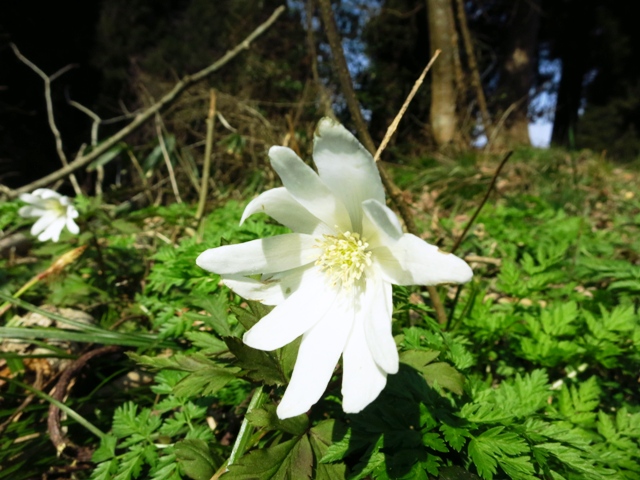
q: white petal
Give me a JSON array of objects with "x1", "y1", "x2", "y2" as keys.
[
  {"x1": 276, "y1": 292, "x2": 355, "y2": 419},
  {"x1": 222, "y1": 275, "x2": 286, "y2": 306},
  {"x1": 363, "y1": 276, "x2": 398, "y2": 374},
  {"x1": 313, "y1": 118, "x2": 385, "y2": 232},
  {"x1": 66, "y1": 216, "x2": 80, "y2": 235},
  {"x1": 342, "y1": 311, "x2": 387, "y2": 413},
  {"x1": 241, "y1": 187, "x2": 323, "y2": 234},
  {"x1": 373, "y1": 233, "x2": 473, "y2": 286},
  {"x1": 361, "y1": 199, "x2": 403, "y2": 247},
  {"x1": 32, "y1": 188, "x2": 62, "y2": 200},
  {"x1": 222, "y1": 264, "x2": 316, "y2": 306},
  {"x1": 225, "y1": 265, "x2": 315, "y2": 306},
  {"x1": 30, "y1": 211, "x2": 59, "y2": 236},
  {"x1": 18, "y1": 206, "x2": 47, "y2": 218},
  {"x1": 196, "y1": 233, "x2": 318, "y2": 276},
  {"x1": 243, "y1": 268, "x2": 338, "y2": 351},
  {"x1": 39, "y1": 217, "x2": 66, "y2": 242},
  {"x1": 19, "y1": 193, "x2": 47, "y2": 207},
  {"x1": 269, "y1": 146, "x2": 351, "y2": 231},
  {"x1": 67, "y1": 206, "x2": 79, "y2": 219}
]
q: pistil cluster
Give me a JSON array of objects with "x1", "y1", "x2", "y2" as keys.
[{"x1": 315, "y1": 231, "x2": 372, "y2": 289}]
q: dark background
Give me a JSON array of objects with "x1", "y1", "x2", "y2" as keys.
[{"x1": 1, "y1": 0, "x2": 639, "y2": 190}]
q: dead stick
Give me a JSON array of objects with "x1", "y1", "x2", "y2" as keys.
[
  {"x1": 155, "y1": 115, "x2": 183, "y2": 203},
  {"x1": 196, "y1": 90, "x2": 217, "y2": 221},
  {"x1": 373, "y1": 51, "x2": 441, "y2": 162},
  {"x1": 48, "y1": 345, "x2": 122, "y2": 461},
  {"x1": 10, "y1": 44, "x2": 82, "y2": 195},
  {"x1": 5, "y1": 5, "x2": 286, "y2": 199}
]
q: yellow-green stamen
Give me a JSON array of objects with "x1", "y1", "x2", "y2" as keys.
[
  {"x1": 45, "y1": 199, "x2": 67, "y2": 215},
  {"x1": 315, "y1": 231, "x2": 372, "y2": 289}
]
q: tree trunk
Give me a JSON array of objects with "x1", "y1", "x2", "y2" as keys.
[
  {"x1": 551, "y1": 19, "x2": 589, "y2": 147},
  {"x1": 495, "y1": 0, "x2": 541, "y2": 146},
  {"x1": 426, "y1": 0, "x2": 457, "y2": 146}
]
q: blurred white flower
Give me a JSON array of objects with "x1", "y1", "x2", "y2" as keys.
[
  {"x1": 19, "y1": 188, "x2": 80, "y2": 242},
  {"x1": 197, "y1": 118, "x2": 472, "y2": 419}
]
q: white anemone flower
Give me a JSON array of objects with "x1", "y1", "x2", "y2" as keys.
[
  {"x1": 19, "y1": 188, "x2": 80, "y2": 242},
  {"x1": 196, "y1": 118, "x2": 472, "y2": 419}
]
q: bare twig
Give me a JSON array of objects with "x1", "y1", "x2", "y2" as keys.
[
  {"x1": 454, "y1": 0, "x2": 493, "y2": 140},
  {"x1": 127, "y1": 150, "x2": 153, "y2": 204},
  {"x1": 5, "y1": 5, "x2": 286, "y2": 199},
  {"x1": 67, "y1": 99, "x2": 100, "y2": 146},
  {"x1": 316, "y1": 0, "x2": 416, "y2": 232},
  {"x1": 305, "y1": 0, "x2": 336, "y2": 119},
  {"x1": 484, "y1": 96, "x2": 526, "y2": 151},
  {"x1": 317, "y1": 0, "x2": 374, "y2": 153},
  {"x1": 11, "y1": 44, "x2": 82, "y2": 195},
  {"x1": 373, "y1": 50, "x2": 441, "y2": 162},
  {"x1": 155, "y1": 115, "x2": 182, "y2": 203},
  {"x1": 48, "y1": 345, "x2": 122, "y2": 461},
  {"x1": 464, "y1": 255, "x2": 502, "y2": 266},
  {"x1": 318, "y1": 0, "x2": 448, "y2": 325},
  {"x1": 68, "y1": 100, "x2": 104, "y2": 194},
  {"x1": 196, "y1": 90, "x2": 217, "y2": 222},
  {"x1": 451, "y1": 151, "x2": 513, "y2": 254}
]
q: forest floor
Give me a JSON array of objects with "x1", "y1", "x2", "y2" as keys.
[{"x1": 1, "y1": 146, "x2": 639, "y2": 480}]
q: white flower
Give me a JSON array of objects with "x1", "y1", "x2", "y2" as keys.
[
  {"x1": 196, "y1": 118, "x2": 472, "y2": 419},
  {"x1": 19, "y1": 188, "x2": 80, "y2": 242}
]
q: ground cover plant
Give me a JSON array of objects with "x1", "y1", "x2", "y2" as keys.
[{"x1": 1, "y1": 139, "x2": 639, "y2": 479}]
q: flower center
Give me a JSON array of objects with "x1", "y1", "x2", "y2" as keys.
[
  {"x1": 315, "y1": 231, "x2": 372, "y2": 289},
  {"x1": 45, "y1": 199, "x2": 66, "y2": 215}
]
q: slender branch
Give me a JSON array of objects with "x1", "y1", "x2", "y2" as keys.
[
  {"x1": 68, "y1": 99, "x2": 103, "y2": 193},
  {"x1": 68, "y1": 99, "x2": 100, "y2": 146},
  {"x1": 48, "y1": 346, "x2": 121, "y2": 461},
  {"x1": 11, "y1": 44, "x2": 82, "y2": 195},
  {"x1": 196, "y1": 90, "x2": 217, "y2": 221},
  {"x1": 463, "y1": 255, "x2": 501, "y2": 266},
  {"x1": 373, "y1": 50, "x2": 441, "y2": 162},
  {"x1": 127, "y1": 149, "x2": 153, "y2": 204},
  {"x1": 317, "y1": 0, "x2": 374, "y2": 153},
  {"x1": 454, "y1": 0, "x2": 493, "y2": 139},
  {"x1": 484, "y1": 96, "x2": 526, "y2": 151},
  {"x1": 155, "y1": 115, "x2": 182, "y2": 203},
  {"x1": 317, "y1": 0, "x2": 417, "y2": 232},
  {"x1": 305, "y1": 0, "x2": 336, "y2": 119},
  {"x1": 5, "y1": 5, "x2": 286, "y2": 198},
  {"x1": 318, "y1": 0, "x2": 447, "y2": 324},
  {"x1": 451, "y1": 151, "x2": 513, "y2": 254}
]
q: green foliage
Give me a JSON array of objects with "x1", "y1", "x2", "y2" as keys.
[{"x1": 4, "y1": 150, "x2": 640, "y2": 479}]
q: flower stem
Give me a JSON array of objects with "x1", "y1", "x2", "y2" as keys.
[{"x1": 226, "y1": 386, "x2": 267, "y2": 469}]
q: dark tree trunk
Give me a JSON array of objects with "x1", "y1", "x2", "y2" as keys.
[
  {"x1": 551, "y1": 47, "x2": 589, "y2": 146},
  {"x1": 426, "y1": 0, "x2": 457, "y2": 146},
  {"x1": 495, "y1": 0, "x2": 541, "y2": 146}
]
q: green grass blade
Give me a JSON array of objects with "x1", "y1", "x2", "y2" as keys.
[{"x1": 0, "y1": 375, "x2": 106, "y2": 440}]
